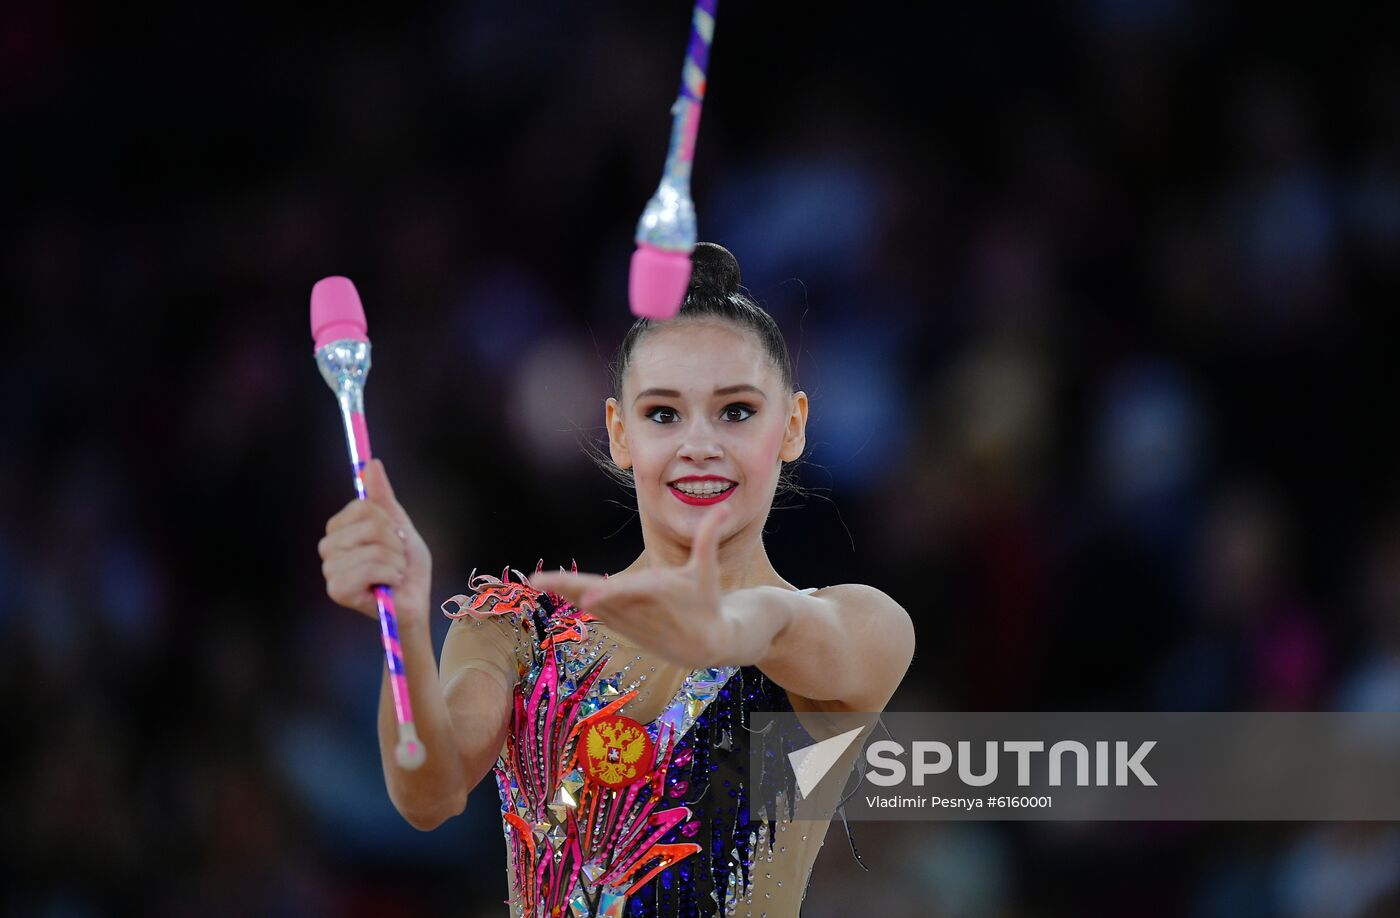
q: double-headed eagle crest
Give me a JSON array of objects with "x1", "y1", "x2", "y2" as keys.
[{"x1": 583, "y1": 715, "x2": 656, "y2": 788}]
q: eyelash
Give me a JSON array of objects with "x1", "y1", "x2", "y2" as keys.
[{"x1": 645, "y1": 403, "x2": 757, "y2": 424}]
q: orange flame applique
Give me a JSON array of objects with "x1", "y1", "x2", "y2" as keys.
[{"x1": 440, "y1": 563, "x2": 598, "y2": 650}]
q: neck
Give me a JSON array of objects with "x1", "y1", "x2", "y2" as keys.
[{"x1": 617, "y1": 516, "x2": 788, "y2": 592}]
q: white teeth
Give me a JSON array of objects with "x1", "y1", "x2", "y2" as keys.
[{"x1": 672, "y1": 481, "x2": 734, "y2": 497}]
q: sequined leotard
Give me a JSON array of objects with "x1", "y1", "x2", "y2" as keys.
[{"x1": 441, "y1": 566, "x2": 852, "y2": 918}]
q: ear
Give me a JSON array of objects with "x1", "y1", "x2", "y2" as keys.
[
  {"x1": 605, "y1": 397, "x2": 632, "y2": 470},
  {"x1": 779, "y1": 390, "x2": 808, "y2": 463}
]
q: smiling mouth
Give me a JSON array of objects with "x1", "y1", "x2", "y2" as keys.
[{"x1": 668, "y1": 480, "x2": 737, "y2": 498}]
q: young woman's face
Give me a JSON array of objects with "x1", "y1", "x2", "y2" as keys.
[{"x1": 607, "y1": 319, "x2": 805, "y2": 546}]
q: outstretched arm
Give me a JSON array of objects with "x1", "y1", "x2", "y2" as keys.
[{"x1": 528, "y1": 506, "x2": 915, "y2": 713}]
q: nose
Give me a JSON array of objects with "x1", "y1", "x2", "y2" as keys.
[{"x1": 677, "y1": 417, "x2": 723, "y2": 463}]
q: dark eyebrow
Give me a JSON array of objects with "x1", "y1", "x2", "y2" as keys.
[{"x1": 633, "y1": 384, "x2": 767, "y2": 405}]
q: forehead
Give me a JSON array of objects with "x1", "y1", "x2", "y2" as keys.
[{"x1": 625, "y1": 320, "x2": 774, "y2": 397}]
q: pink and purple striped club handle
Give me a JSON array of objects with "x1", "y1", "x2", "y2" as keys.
[
  {"x1": 629, "y1": 0, "x2": 719, "y2": 319},
  {"x1": 311, "y1": 275, "x2": 425, "y2": 771}
]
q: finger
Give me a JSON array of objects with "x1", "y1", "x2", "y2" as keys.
[
  {"x1": 323, "y1": 544, "x2": 408, "y2": 582},
  {"x1": 326, "y1": 498, "x2": 374, "y2": 535},
  {"x1": 319, "y1": 518, "x2": 392, "y2": 557},
  {"x1": 328, "y1": 563, "x2": 406, "y2": 600},
  {"x1": 687, "y1": 503, "x2": 731, "y2": 572},
  {"x1": 579, "y1": 584, "x2": 610, "y2": 610},
  {"x1": 576, "y1": 568, "x2": 677, "y2": 604},
  {"x1": 575, "y1": 573, "x2": 676, "y2": 614},
  {"x1": 529, "y1": 570, "x2": 609, "y2": 607}
]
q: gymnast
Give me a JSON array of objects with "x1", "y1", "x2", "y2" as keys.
[{"x1": 318, "y1": 242, "x2": 915, "y2": 916}]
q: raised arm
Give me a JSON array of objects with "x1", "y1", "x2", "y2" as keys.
[
  {"x1": 320, "y1": 459, "x2": 517, "y2": 831},
  {"x1": 376, "y1": 601, "x2": 520, "y2": 831}
]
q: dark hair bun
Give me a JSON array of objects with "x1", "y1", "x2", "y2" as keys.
[{"x1": 690, "y1": 242, "x2": 741, "y2": 295}]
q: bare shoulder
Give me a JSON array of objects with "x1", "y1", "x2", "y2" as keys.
[
  {"x1": 788, "y1": 583, "x2": 915, "y2": 714},
  {"x1": 812, "y1": 584, "x2": 914, "y2": 639},
  {"x1": 808, "y1": 582, "x2": 904, "y2": 611}
]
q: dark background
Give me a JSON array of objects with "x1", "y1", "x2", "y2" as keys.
[{"x1": 5, "y1": 1, "x2": 1400, "y2": 915}]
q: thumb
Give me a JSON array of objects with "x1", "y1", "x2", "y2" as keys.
[
  {"x1": 688, "y1": 503, "x2": 730, "y2": 573},
  {"x1": 363, "y1": 459, "x2": 403, "y2": 517}
]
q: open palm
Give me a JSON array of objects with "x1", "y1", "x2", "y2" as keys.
[{"x1": 529, "y1": 505, "x2": 733, "y2": 668}]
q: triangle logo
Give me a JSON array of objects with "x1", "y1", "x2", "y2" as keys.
[{"x1": 787, "y1": 726, "x2": 866, "y2": 799}]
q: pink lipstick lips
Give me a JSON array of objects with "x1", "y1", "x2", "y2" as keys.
[{"x1": 667, "y1": 475, "x2": 737, "y2": 506}]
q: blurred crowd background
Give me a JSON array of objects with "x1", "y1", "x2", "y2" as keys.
[{"x1": 5, "y1": 1, "x2": 1400, "y2": 915}]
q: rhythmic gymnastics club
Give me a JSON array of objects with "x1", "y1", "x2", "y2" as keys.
[
  {"x1": 629, "y1": 0, "x2": 718, "y2": 319},
  {"x1": 310, "y1": 276, "x2": 425, "y2": 771}
]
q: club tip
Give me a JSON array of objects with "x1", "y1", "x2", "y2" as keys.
[
  {"x1": 629, "y1": 244, "x2": 693, "y2": 319},
  {"x1": 395, "y1": 726, "x2": 426, "y2": 770},
  {"x1": 310, "y1": 275, "x2": 369, "y2": 348}
]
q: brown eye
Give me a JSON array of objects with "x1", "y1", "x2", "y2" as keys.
[
  {"x1": 645, "y1": 406, "x2": 679, "y2": 423},
  {"x1": 723, "y1": 404, "x2": 756, "y2": 422}
]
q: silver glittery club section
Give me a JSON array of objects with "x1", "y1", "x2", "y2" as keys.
[
  {"x1": 634, "y1": 174, "x2": 696, "y2": 251},
  {"x1": 314, "y1": 338, "x2": 370, "y2": 415}
]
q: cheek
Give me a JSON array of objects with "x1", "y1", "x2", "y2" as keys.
[
  {"x1": 628, "y1": 440, "x2": 669, "y2": 483},
  {"x1": 734, "y1": 424, "x2": 787, "y2": 483}
]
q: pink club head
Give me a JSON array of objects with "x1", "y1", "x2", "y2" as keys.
[
  {"x1": 629, "y1": 243, "x2": 694, "y2": 319},
  {"x1": 310, "y1": 276, "x2": 369, "y2": 349}
]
